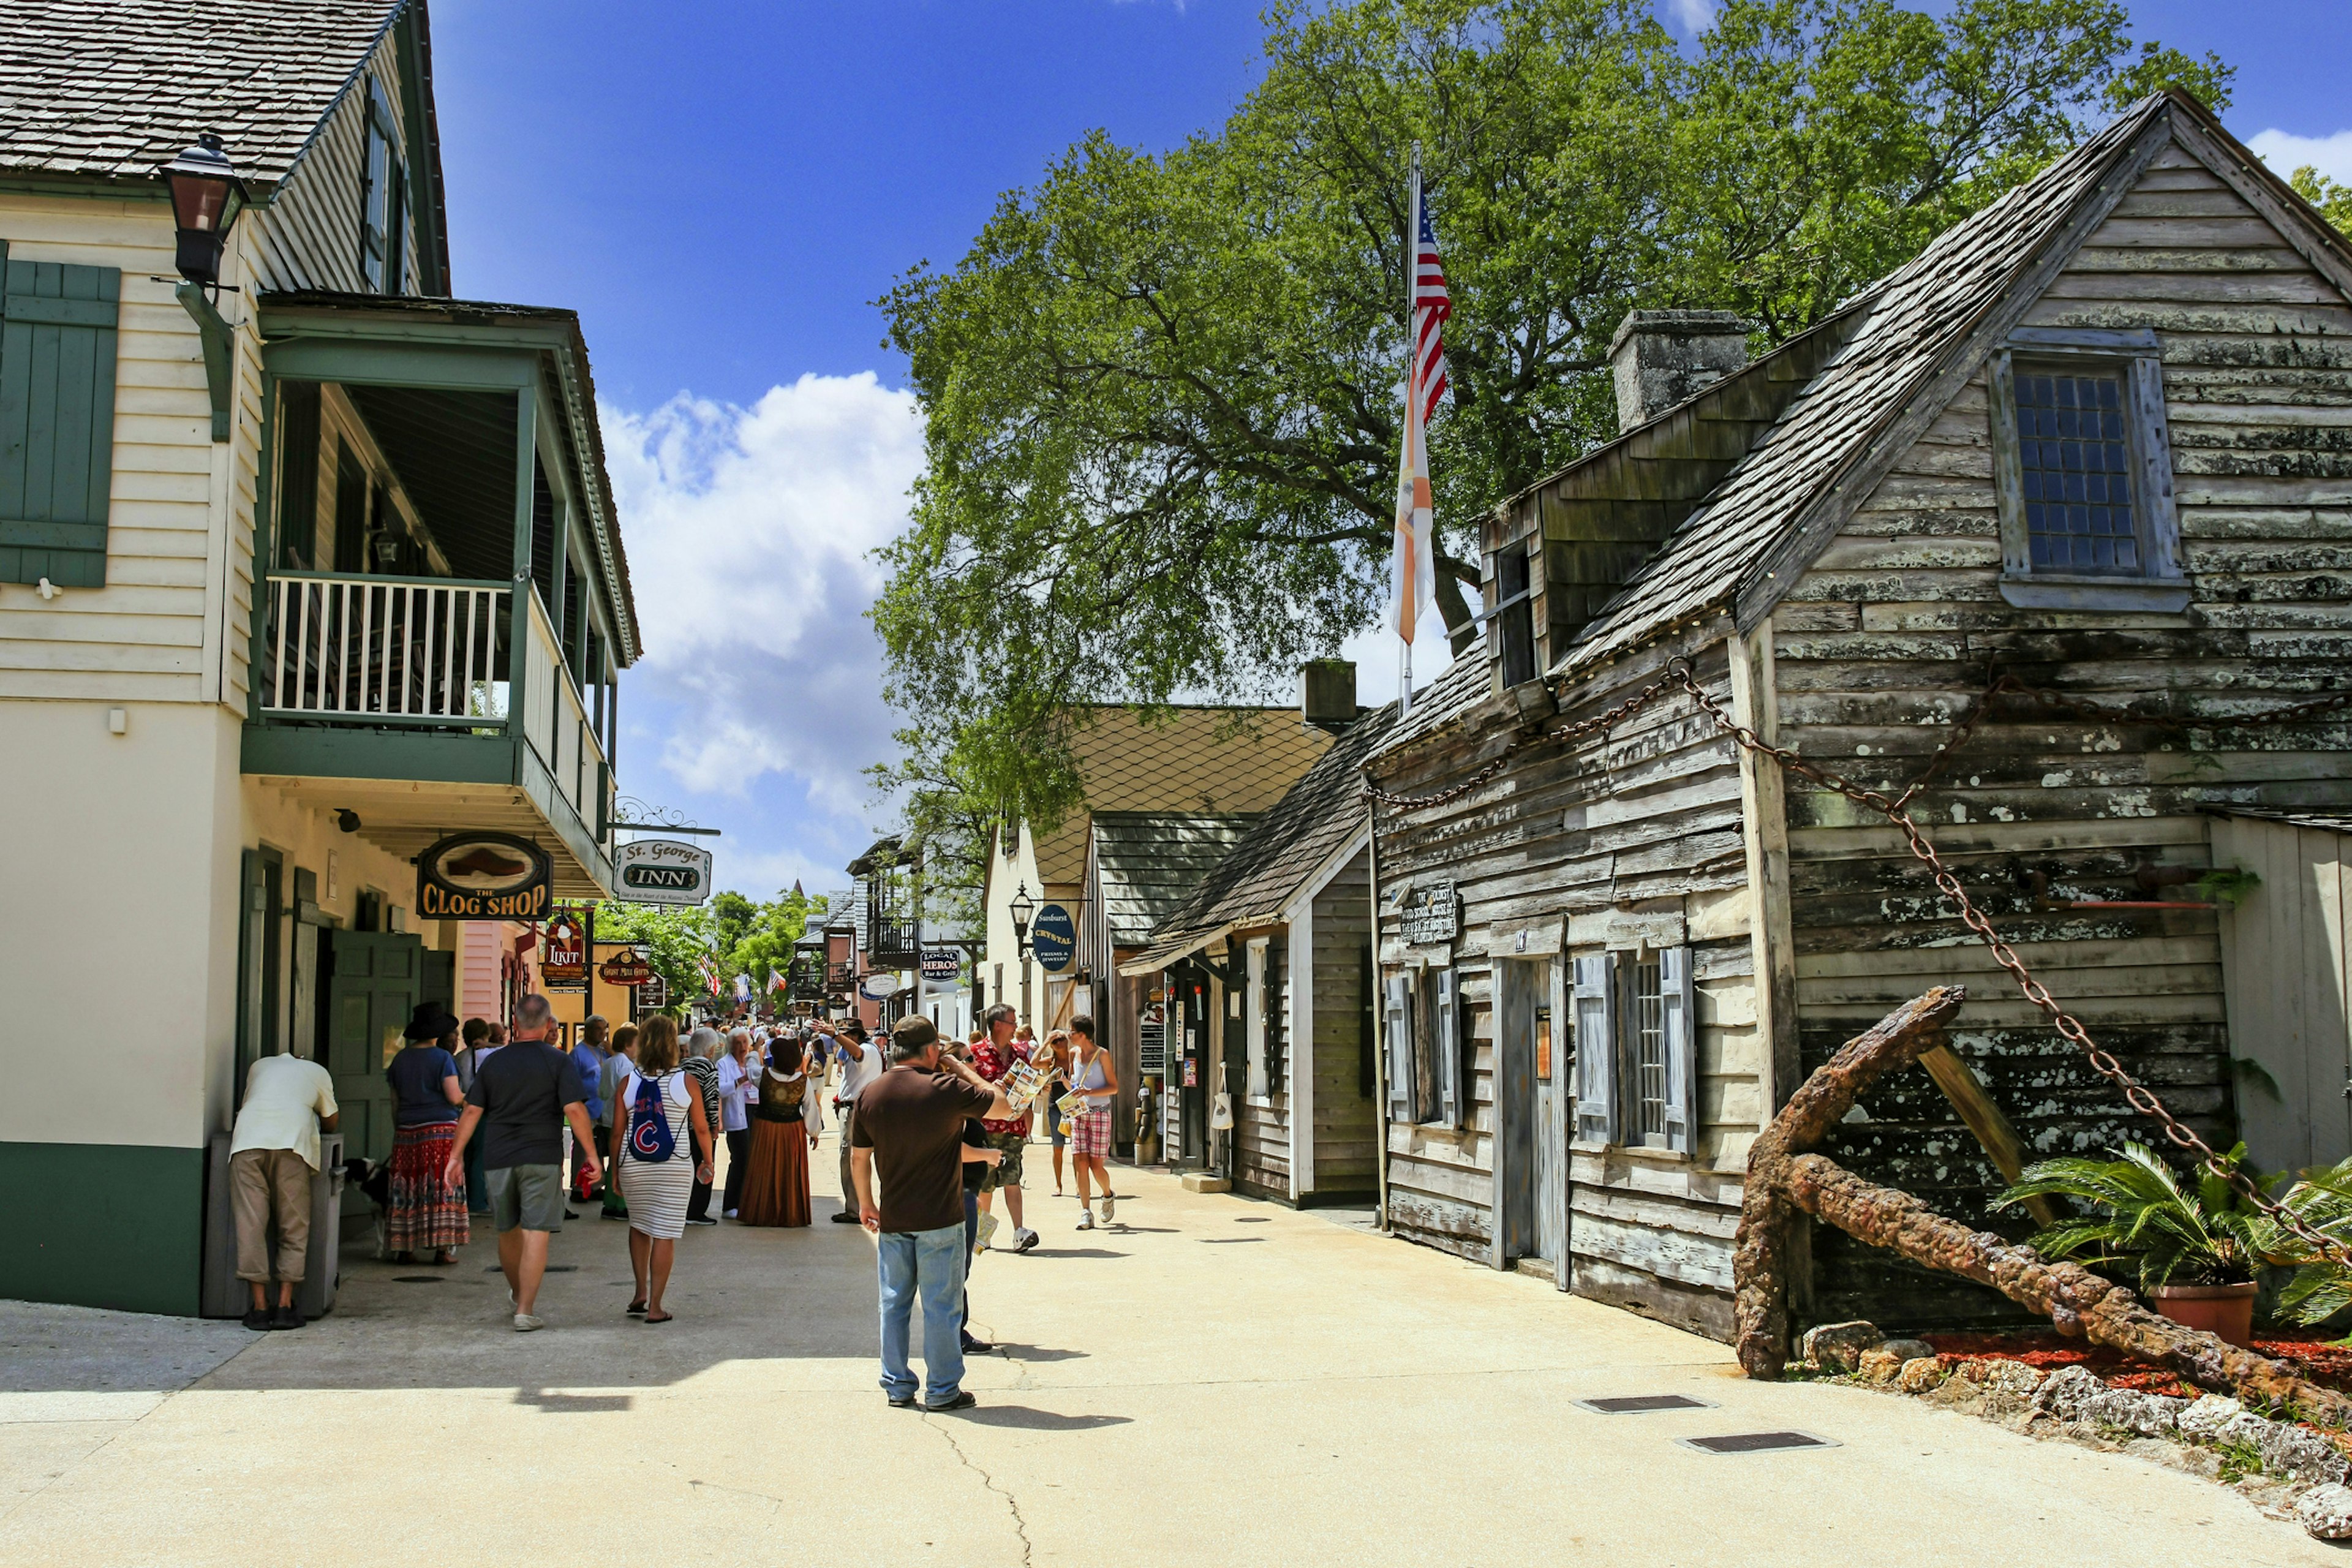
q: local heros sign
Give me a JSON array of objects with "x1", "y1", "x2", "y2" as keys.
[
  {"x1": 921, "y1": 946, "x2": 962, "y2": 983},
  {"x1": 614, "y1": 838, "x2": 712, "y2": 905},
  {"x1": 1030, "y1": 902, "x2": 1077, "y2": 973},
  {"x1": 416, "y1": 832, "x2": 551, "y2": 921}
]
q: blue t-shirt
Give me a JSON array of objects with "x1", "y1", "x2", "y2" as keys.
[{"x1": 386, "y1": 1046, "x2": 461, "y2": 1126}]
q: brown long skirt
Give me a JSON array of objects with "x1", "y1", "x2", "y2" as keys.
[{"x1": 737, "y1": 1117, "x2": 811, "y2": 1227}]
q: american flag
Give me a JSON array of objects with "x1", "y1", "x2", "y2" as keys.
[{"x1": 1392, "y1": 162, "x2": 1449, "y2": 644}]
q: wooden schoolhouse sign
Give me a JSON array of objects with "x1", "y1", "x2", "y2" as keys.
[
  {"x1": 1398, "y1": 880, "x2": 1460, "y2": 945},
  {"x1": 415, "y1": 831, "x2": 552, "y2": 921}
]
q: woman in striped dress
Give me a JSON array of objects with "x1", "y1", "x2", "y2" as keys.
[{"x1": 609, "y1": 1015, "x2": 712, "y2": 1323}]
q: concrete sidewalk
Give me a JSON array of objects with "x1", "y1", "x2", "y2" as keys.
[{"x1": 1, "y1": 1134, "x2": 2329, "y2": 1566}]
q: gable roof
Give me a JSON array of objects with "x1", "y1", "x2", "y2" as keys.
[
  {"x1": 1122, "y1": 703, "x2": 1398, "y2": 973},
  {"x1": 1031, "y1": 706, "x2": 1334, "y2": 885},
  {"x1": 0, "y1": 1, "x2": 406, "y2": 187},
  {"x1": 1364, "y1": 637, "x2": 1490, "y2": 766},
  {"x1": 1090, "y1": 812, "x2": 1261, "y2": 950}
]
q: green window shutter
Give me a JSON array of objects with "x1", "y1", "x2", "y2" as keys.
[{"x1": 0, "y1": 253, "x2": 121, "y2": 587}]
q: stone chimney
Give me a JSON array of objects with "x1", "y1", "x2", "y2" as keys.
[
  {"x1": 1608, "y1": 310, "x2": 1750, "y2": 432},
  {"x1": 1302, "y1": 659, "x2": 1357, "y2": 730}
]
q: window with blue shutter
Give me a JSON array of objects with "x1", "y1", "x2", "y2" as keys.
[
  {"x1": 1434, "y1": 967, "x2": 1469, "y2": 1129},
  {"x1": 1659, "y1": 946, "x2": 1696, "y2": 1157},
  {"x1": 0, "y1": 252, "x2": 120, "y2": 587}
]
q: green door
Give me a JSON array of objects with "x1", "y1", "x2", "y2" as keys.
[{"x1": 326, "y1": 929, "x2": 423, "y2": 1206}]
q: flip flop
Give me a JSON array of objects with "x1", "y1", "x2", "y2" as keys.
[
  {"x1": 626, "y1": 1300, "x2": 647, "y2": 1316},
  {"x1": 643, "y1": 1312, "x2": 674, "y2": 1324}
]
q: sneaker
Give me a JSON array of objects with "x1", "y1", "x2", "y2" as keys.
[
  {"x1": 1076, "y1": 1209, "x2": 1095, "y2": 1231},
  {"x1": 926, "y1": 1391, "x2": 977, "y2": 1413},
  {"x1": 829, "y1": 1212, "x2": 861, "y2": 1224},
  {"x1": 270, "y1": 1303, "x2": 304, "y2": 1330},
  {"x1": 685, "y1": 1215, "x2": 718, "y2": 1227},
  {"x1": 1099, "y1": 1194, "x2": 1115, "y2": 1222},
  {"x1": 513, "y1": 1313, "x2": 544, "y2": 1332},
  {"x1": 975, "y1": 1212, "x2": 1000, "y2": 1253},
  {"x1": 563, "y1": 1208, "x2": 579, "y2": 1220},
  {"x1": 242, "y1": 1307, "x2": 272, "y2": 1331},
  {"x1": 1013, "y1": 1227, "x2": 1040, "y2": 1253},
  {"x1": 961, "y1": 1332, "x2": 993, "y2": 1354},
  {"x1": 887, "y1": 1393, "x2": 917, "y2": 1409},
  {"x1": 723, "y1": 1209, "x2": 739, "y2": 1219}
]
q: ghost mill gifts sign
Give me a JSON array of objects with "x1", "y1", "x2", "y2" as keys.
[
  {"x1": 1399, "y1": 881, "x2": 1460, "y2": 945},
  {"x1": 415, "y1": 832, "x2": 552, "y2": 921},
  {"x1": 615, "y1": 838, "x2": 714, "y2": 906}
]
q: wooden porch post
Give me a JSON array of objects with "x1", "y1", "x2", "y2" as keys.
[{"x1": 508, "y1": 382, "x2": 537, "y2": 744}]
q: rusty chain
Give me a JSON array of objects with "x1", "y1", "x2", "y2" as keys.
[{"x1": 1360, "y1": 655, "x2": 2352, "y2": 1264}]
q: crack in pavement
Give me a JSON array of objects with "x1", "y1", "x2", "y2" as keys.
[{"x1": 924, "y1": 1406, "x2": 1035, "y2": 1568}]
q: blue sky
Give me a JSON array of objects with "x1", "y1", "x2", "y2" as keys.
[{"x1": 426, "y1": 0, "x2": 2352, "y2": 900}]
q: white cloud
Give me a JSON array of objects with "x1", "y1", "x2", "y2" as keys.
[
  {"x1": 1662, "y1": 0, "x2": 1715, "y2": 34},
  {"x1": 600, "y1": 374, "x2": 924, "y2": 890},
  {"x1": 2249, "y1": 127, "x2": 2352, "y2": 187}
]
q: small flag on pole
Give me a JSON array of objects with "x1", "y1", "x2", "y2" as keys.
[{"x1": 1393, "y1": 154, "x2": 1450, "y2": 694}]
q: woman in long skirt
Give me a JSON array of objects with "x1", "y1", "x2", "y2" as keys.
[
  {"x1": 738, "y1": 1035, "x2": 819, "y2": 1227},
  {"x1": 609, "y1": 1015, "x2": 712, "y2": 1322},
  {"x1": 383, "y1": 1005, "x2": 470, "y2": 1263}
]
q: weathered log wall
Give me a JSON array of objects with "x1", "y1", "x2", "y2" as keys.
[{"x1": 1772, "y1": 141, "x2": 2352, "y2": 1330}]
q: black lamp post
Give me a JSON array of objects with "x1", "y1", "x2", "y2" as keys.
[
  {"x1": 1009, "y1": 881, "x2": 1036, "y2": 960},
  {"x1": 162, "y1": 134, "x2": 248, "y2": 293}
]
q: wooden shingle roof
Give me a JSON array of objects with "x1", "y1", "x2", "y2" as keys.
[
  {"x1": 1032, "y1": 707, "x2": 1333, "y2": 886},
  {"x1": 1124, "y1": 703, "x2": 1398, "y2": 972},
  {"x1": 1090, "y1": 813, "x2": 1261, "y2": 950},
  {"x1": 0, "y1": 0, "x2": 402, "y2": 187}
]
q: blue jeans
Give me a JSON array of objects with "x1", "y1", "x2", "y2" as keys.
[{"x1": 876, "y1": 1223, "x2": 968, "y2": 1404}]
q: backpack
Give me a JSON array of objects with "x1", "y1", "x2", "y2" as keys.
[{"x1": 628, "y1": 1074, "x2": 677, "y2": 1163}]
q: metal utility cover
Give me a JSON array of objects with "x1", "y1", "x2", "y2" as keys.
[
  {"x1": 1572, "y1": 1394, "x2": 1718, "y2": 1415},
  {"x1": 1677, "y1": 1431, "x2": 1841, "y2": 1455}
]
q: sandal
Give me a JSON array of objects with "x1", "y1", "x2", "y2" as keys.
[
  {"x1": 627, "y1": 1300, "x2": 648, "y2": 1316},
  {"x1": 643, "y1": 1311, "x2": 673, "y2": 1324}
]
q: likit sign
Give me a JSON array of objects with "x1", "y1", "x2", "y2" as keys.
[
  {"x1": 614, "y1": 838, "x2": 712, "y2": 906},
  {"x1": 415, "y1": 832, "x2": 551, "y2": 921}
]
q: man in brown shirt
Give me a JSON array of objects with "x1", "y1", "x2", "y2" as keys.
[{"x1": 851, "y1": 1016, "x2": 1015, "y2": 1411}]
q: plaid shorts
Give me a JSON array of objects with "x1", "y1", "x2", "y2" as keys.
[{"x1": 1071, "y1": 1106, "x2": 1113, "y2": 1158}]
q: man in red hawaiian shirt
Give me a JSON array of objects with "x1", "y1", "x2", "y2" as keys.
[{"x1": 969, "y1": 1003, "x2": 1039, "y2": 1253}]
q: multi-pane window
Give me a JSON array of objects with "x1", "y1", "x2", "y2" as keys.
[
  {"x1": 1631, "y1": 954, "x2": 1667, "y2": 1140},
  {"x1": 1493, "y1": 544, "x2": 1536, "y2": 688},
  {"x1": 2013, "y1": 368, "x2": 2137, "y2": 573}
]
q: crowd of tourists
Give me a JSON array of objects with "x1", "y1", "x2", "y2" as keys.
[{"x1": 224, "y1": 994, "x2": 1120, "y2": 1412}]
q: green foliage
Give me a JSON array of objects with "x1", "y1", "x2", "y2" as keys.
[
  {"x1": 2197, "y1": 866, "x2": 2261, "y2": 908},
  {"x1": 2258, "y1": 1158, "x2": 2352, "y2": 1326},
  {"x1": 1994, "y1": 1140, "x2": 2272, "y2": 1289},
  {"x1": 874, "y1": 0, "x2": 2231, "y2": 819},
  {"x1": 2293, "y1": 167, "x2": 2352, "y2": 239},
  {"x1": 589, "y1": 888, "x2": 824, "y2": 1005},
  {"x1": 589, "y1": 900, "x2": 715, "y2": 1008}
]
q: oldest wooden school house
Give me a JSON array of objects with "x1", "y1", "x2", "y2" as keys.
[{"x1": 1362, "y1": 91, "x2": 2352, "y2": 1339}]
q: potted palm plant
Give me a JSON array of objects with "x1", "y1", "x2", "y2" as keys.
[{"x1": 1995, "y1": 1142, "x2": 2269, "y2": 1346}]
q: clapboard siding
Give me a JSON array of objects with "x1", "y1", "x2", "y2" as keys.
[
  {"x1": 1774, "y1": 144, "x2": 2352, "y2": 1332},
  {"x1": 1310, "y1": 850, "x2": 1379, "y2": 1192}
]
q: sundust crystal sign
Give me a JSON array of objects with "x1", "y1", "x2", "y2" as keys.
[{"x1": 615, "y1": 838, "x2": 713, "y2": 905}]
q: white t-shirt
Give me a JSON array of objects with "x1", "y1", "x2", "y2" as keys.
[
  {"x1": 833, "y1": 1038, "x2": 882, "y2": 1104},
  {"x1": 230, "y1": 1054, "x2": 339, "y2": 1170}
]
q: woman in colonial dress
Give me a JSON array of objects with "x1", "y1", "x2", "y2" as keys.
[
  {"x1": 382, "y1": 1005, "x2": 470, "y2": 1264},
  {"x1": 611, "y1": 1014, "x2": 712, "y2": 1323},
  {"x1": 737, "y1": 1035, "x2": 820, "y2": 1227}
]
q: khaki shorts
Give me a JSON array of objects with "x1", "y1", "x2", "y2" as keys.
[
  {"x1": 486, "y1": 1164, "x2": 565, "y2": 1233},
  {"x1": 981, "y1": 1129, "x2": 1026, "y2": 1193}
]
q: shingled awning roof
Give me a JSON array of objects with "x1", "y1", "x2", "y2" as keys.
[
  {"x1": 1090, "y1": 813, "x2": 1260, "y2": 951},
  {"x1": 0, "y1": 0, "x2": 405, "y2": 187},
  {"x1": 1122, "y1": 703, "x2": 1399, "y2": 973}
]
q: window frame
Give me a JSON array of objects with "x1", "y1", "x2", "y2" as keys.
[
  {"x1": 1988, "y1": 328, "x2": 2187, "y2": 612},
  {"x1": 358, "y1": 78, "x2": 407, "y2": 295},
  {"x1": 1570, "y1": 943, "x2": 1695, "y2": 1157},
  {"x1": 1490, "y1": 539, "x2": 1538, "y2": 689}
]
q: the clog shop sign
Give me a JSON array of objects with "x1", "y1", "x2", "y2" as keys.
[{"x1": 416, "y1": 832, "x2": 552, "y2": 920}]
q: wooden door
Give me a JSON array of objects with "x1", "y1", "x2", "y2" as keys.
[
  {"x1": 2214, "y1": 816, "x2": 2352, "y2": 1174},
  {"x1": 326, "y1": 929, "x2": 423, "y2": 1202},
  {"x1": 1492, "y1": 961, "x2": 1539, "y2": 1268}
]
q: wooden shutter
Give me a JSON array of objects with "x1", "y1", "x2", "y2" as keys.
[
  {"x1": 1263, "y1": 937, "x2": 1286, "y2": 1095},
  {"x1": 276, "y1": 382, "x2": 322, "y2": 570},
  {"x1": 1384, "y1": 973, "x2": 1414, "y2": 1121},
  {"x1": 1430, "y1": 968, "x2": 1449, "y2": 1128},
  {"x1": 0, "y1": 254, "x2": 120, "y2": 587},
  {"x1": 1660, "y1": 946, "x2": 1697, "y2": 1156},
  {"x1": 1572, "y1": 954, "x2": 1616, "y2": 1145}
]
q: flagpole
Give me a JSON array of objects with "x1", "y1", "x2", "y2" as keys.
[{"x1": 1400, "y1": 143, "x2": 1421, "y2": 722}]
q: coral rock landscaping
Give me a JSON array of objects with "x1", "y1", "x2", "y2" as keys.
[{"x1": 1794, "y1": 1321, "x2": 2352, "y2": 1540}]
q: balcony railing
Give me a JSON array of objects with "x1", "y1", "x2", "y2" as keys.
[
  {"x1": 521, "y1": 587, "x2": 608, "y2": 829},
  {"x1": 258, "y1": 572, "x2": 509, "y2": 723},
  {"x1": 865, "y1": 916, "x2": 924, "y2": 968}
]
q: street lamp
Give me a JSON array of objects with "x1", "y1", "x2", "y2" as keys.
[
  {"x1": 1009, "y1": 881, "x2": 1036, "y2": 959},
  {"x1": 162, "y1": 134, "x2": 247, "y2": 293}
]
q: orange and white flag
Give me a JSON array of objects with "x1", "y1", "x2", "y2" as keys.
[{"x1": 1392, "y1": 162, "x2": 1449, "y2": 644}]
